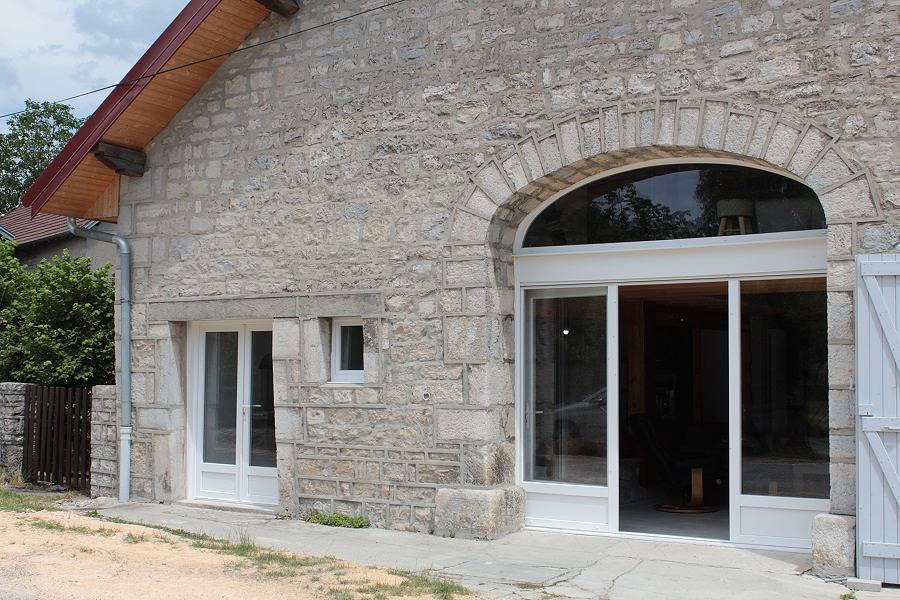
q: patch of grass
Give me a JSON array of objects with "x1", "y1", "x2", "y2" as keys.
[
  {"x1": 30, "y1": 517, "x2": 116, "y2": 536},
  {"x1": 188, "y1": 529, "x2": 335, "y2": 578},
  {"x1": 264, "y1": 568, "x2": 300, "y2": 579},
  {"x1": 356, "y1": 570, "x2": 469, "y2": 600},
  {"x1": 840, "y1": 594, "x2": 857, "y2": 600},
  {"x1": 304, "y1": 511, "x2": 371, "y2": 529},
  {"x1": 328, "y1": 589, "x2": 354, "y2": 600},
  {"x1": 30, "y1": 519, "x2": 66, "y2": 532},
  {"x1": 87, "y1": 511, "x2": 340, "y2": 579},
  {"x1": 124, "y1": 532, "x2": 149, "y2": 544},
  {"x1": 514, "y1": 582, "x2": 545, "y2": 590},
  {"x1": 91, "y1": 516, "x2": 213, "y2": 543},
  {"x1": 0, "y1": 488, "x2": 64, "y2": 512},
  {"x1": 154, "y1": 534, "x2": 175, "y2": 545},
  {"x1": 0, "y1": 468, "x2": 25, "y2": 488}
]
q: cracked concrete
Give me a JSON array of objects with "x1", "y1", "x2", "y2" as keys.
[{"x1": 96, "y1": 503, "x2": 894, "y2": 599}]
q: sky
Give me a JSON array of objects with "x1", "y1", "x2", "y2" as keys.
[{"x1": 0, "y1": 0, "x2": 190, "y2": 129}]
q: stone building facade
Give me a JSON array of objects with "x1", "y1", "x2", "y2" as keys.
[{"x1": 85, "y1": 0, "x2": 898, "y2": 568}]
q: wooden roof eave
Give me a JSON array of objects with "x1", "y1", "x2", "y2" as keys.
[{"x1": 22, "y1": 0, "x2": 271, "y2": 221}]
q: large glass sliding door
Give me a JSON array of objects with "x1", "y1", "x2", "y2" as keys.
[
  {"x1": 520, "y1": 276, "x2": 828, "y2": 547},
  {"x1": 522, "y1": 287, "x2": 619, "y2": 532}
]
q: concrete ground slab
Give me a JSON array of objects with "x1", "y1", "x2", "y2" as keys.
[{"x1": 96, "y1": 502, "x2": 897, "y2": 599}]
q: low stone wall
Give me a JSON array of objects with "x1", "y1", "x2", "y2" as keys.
[
  {"x1": 90, "y1": 385, "x2": 118, "y2": 498},
  {"x1": 0, "y1": 383, "x2": 26, "y2": 476}
]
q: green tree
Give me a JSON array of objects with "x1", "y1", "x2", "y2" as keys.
[
  {"x1": 0, "y1": 239, "x2": 25, "y2": 312},
  {"x1": 0, "y1": 242, "x2": 114, "y2": 386},
  {"x1": 0, "y1": 100, "x2": 85, "y2": 213}
]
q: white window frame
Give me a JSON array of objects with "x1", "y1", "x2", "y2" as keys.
[
  {"x1": 330, "y1": 317, "x2": 365, "y2": 383},
  {"x1": 513, "y1": 158, "x2": 831, "y2": 549}
]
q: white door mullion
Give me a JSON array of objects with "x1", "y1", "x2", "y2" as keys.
[
  {"x1": 607, "y1": 284, "x2": 620, "y2": 533},
  {"x1": 727, "y1": 278, "x2": 741, "y2": 543},
  {"x1": 237, "y1": 325, "x2": 249, "y2": 503}
]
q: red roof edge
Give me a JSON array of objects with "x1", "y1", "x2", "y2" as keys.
[{"x1": 21, "y1": 0, "x2": 224, "y2": 218}]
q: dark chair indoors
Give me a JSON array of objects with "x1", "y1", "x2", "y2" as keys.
[{"x1": 632, "y1": 414, "x2": 719, "y2": 513}]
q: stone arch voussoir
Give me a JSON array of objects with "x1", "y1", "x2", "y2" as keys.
[{"x1": 448, "y1": 97, "x2": 882, "y2": 252}]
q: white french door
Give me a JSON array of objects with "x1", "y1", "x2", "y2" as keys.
[
  {"x1": 516, "y1": 232, "x2": 830, "y2": 548},
  {"x1": 189, "y1": 321, "x2": 278, "y2": 506}
]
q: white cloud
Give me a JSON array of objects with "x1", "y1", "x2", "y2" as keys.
[{"x1": 0, "y1": 0, "x2": 189, "y2": 127}]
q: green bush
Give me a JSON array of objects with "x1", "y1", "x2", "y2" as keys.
[
  {"x1": 303, "y1": 512, "x2": 371, "y2": 529},
  {"x1": 0, "y1": 240, "x2": 114, "y2": 386}
]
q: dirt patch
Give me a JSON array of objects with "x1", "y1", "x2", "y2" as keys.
[{"x1": 0, "y1": 508, "x2": 472, "y2": 600}]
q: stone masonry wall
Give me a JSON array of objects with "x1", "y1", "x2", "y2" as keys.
[
  {"x1": 90, "y1": 385, "x2": 118, "y2": 499},
  {"x1": 114, "y1": 0, "x2": 900, "y2": 538},
  {"x1": 0, "y1": 383, "x2": 26, "y2": 477}
]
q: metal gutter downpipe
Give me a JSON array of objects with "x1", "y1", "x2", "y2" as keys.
[{"x1": 66, "y1": 218, "x2": 132, "y2": 502}]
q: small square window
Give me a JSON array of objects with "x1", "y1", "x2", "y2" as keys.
[{"x1": 331, "y1": 318, "x2": 364, "y2": 383}]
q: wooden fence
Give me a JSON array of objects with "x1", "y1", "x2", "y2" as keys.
[{"x1": 22, "y1": 386, "x2": 91, "y2": 490}]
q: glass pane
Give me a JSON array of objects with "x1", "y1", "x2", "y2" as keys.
[
  {"x1": 741, "y1": 278, "x2": 829, "y2": 498},
  {"x1": 203, "y1": 331, "x2": 238, "y2": 465},
  {"x1": 340, "y1": 325, "x2": 364, "y2": 371},
  {"x1": 526, "y1": 289, "x2": 608, "y2": 485},
  {"x1": 523, "y1": 164, "x2": 825, "y2": 247},
  {"x1": 249, "y1": 331, "x2": 276, "y2": 468}
]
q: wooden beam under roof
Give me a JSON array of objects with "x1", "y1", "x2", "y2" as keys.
[
  {"x1": 255, "y1": 0, "x2": 299, "y2": 17},
  {"x1": 93, "y1": 143, "x2": 147, "y2": 177}
]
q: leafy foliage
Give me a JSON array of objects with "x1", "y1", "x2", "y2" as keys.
[
  {"x1": 0, "y1": 240, "x2": 114, "y2": 386},
  {"x1": 0, "y1": 239, "x2": 25, "y2": 313},
  {"x1": 0, "y1": 100, "x2": 85, "y2": 213}
]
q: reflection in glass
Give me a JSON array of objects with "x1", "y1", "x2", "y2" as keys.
[
  {"x1": 741, "y1": 278, "x2": 829, "y2": 498},
  {"x1": 203, "y1": 332, "x2": 238, "y2": 464},
  {"x1": 523, "y1": 164, "x2": 825, "y2": 247},
  {"x1": 249, "y1": 331, "x2": 276, "y2": 468},
  {"x1": 526, "y1": 289, "x2": 608, "y2": 485},
  {"x1": 340, "y1": 325, "x2": 364, "y2": 371}
]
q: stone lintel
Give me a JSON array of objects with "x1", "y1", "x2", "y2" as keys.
[{"x1": 147, "y1": 293, "x2": 383, "y2": 323}]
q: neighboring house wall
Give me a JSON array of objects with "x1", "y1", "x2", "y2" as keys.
[
  {"x1": 14, "y1": 225, "x2": 118, "y2": 269},
  {"x1": 112, "y1": 0, "x2": 898, "y2": 540}
]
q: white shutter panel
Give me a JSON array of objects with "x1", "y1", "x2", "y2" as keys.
[{"x1": 857, "y1": 255, "x2": 900, "y2": 583}]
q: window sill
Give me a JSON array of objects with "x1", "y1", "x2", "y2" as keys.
[{"x1": 323, "y1": 381, "x2": 369, "y2": 388}]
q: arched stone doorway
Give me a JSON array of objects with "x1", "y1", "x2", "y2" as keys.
[{"x1": 439, "y1": 97, "x2": 883, "y2": 558}]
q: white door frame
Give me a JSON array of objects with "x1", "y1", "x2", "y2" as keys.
[
  {"x1": 187, "y1": 320, "x2": 278, "y2": 506},
  {"x1": 515, "y1": 231, "x2": 830, "y2": 549},
  {"x1": 516, "y1": 285, "x2": 619, "y2": 532}
]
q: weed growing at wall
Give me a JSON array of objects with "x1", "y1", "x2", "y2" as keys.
[{"x1": 304, "y1": 512, "x2": 371, "y2": 528}]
